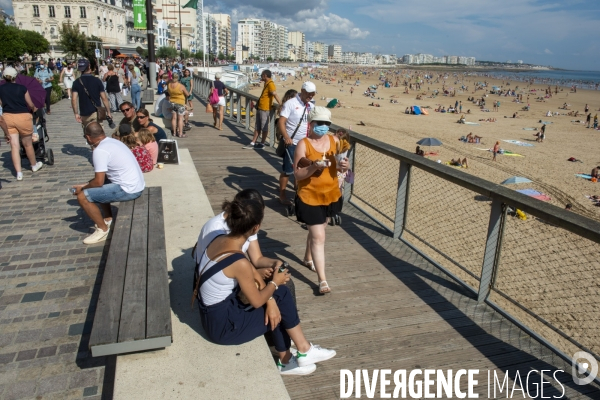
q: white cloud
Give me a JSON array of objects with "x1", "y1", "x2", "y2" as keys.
[
  {"x1": 0, "y1": 0, "x2": 13, "y2": 14},
  {"x1": 284, "y1": 13, "x2": 369, "y2": 40},
  {"x1": 544, "y1": 48, "x2": 553, "y2": 54}
]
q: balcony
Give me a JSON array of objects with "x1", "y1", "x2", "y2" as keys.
[{"x1": 127, "y1": 28, "x2": 146, "y2": 38}]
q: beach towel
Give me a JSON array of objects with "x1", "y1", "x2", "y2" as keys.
[
  {"x1": 532, "y1": 194, "x2": 552, "y2": 202},
  {"x1": 412, "y1": 106, "x2": 421, "y2": 115},
  {"x1": 575, "y1": 174, "x2": 593, "y2": 180},
  {"x1": 522, "y1": 128, "x2": 537, "y2": 130},
  {"x1": 503, "y1": 153, "x2": 525, "y2": 157},
  {"x1": 503, "y1": 140, "x2": 534, "y2": 147},
  {"x1": 539, "y1": 120, "x2": 553, "y2": 124},
  {"x1": 516, "y1": 189, "x2": 541, "y2": 196},
  {"x1": 464, "y1": 122, "x2": 480, "y2": 125}
]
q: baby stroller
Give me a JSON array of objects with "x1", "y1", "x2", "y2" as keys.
[{"x1": 20, "y1": 109, "x2": 54, "y2": 165}]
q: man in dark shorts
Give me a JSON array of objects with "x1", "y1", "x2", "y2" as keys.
[
  {"x1": 71, "y1": 59, "x2": 112, "y2": 129},
  {"x1": 244, "y1": 70, "x2": 282, "y2": 149}
]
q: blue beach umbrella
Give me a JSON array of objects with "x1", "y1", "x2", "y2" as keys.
[
  {"x1": 416, "y1": 138, "x2": 443, "y2": 147},
  {"x1": 501, "y1": 176, "x2": 532, "y2": 185}
]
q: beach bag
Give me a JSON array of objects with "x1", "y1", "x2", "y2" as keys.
[
  {"x1": 206, "y1": 102, "x2": 213, "y2": 113},
  {"x1": 209, "y1": 87, "x2": 220, "y2": 105},
  {"x1": 276, "y1": 105, "x2": 307, "y2": 157}
]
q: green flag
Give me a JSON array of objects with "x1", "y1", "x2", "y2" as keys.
[{"x1": 182, "y1": 0, "x2": 198, "y2": 9}]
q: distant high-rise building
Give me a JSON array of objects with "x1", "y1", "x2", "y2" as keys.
[
  {"x1": 236, "y1": 18, "x2": 287, "y2": 62},
  {"x1": 211, "y1": 14, "x2": 231, "y2": 56},
  {"x1": 288, "y1": 31, "x2": 305, "y2": 61},
  {"x1": 328, "y1": 44, "x2": 342, "y2": 62},
  {"x1": 237, "y1": 18, "x2": 261, "y2": 61},
  {"x1": 313, "y1": 42, "x2": 326, "y2": 62}
]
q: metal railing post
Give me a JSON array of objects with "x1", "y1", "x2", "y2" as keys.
[
  {"x1": 343, "y1": 145, "x2": 356, "y2": 203},
  {"x1": 477, "y1": 198, "x2": 505, "y2": 302},
  {"x1": 228, "y1": 92, "x2": 233, "y2": 118},
  {"x1": 236, "y1": 94, "x2": 242, "y2": 124},
  {"x1": 393, "y1": 161, "x2": 411, "y2": 239},
  {"x1": 268, "y1": 107, "x2": 276, "y2": 145},
  {"x1": 245, "y1": 97, "x2": 251, "y2": 130}
]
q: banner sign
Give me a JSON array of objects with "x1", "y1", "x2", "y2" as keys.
[{"x1": 133, "y1": 0, "x2": 146, "y2": 29}]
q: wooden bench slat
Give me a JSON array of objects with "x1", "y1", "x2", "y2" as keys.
[
  {"x1": 89, "y1": 200, "x2": 134, "y2": 350},
  {"x1": 146, "y1": 187, "x2": 172, "y2": 340},
  {"x1": 118, "y1": 190, "x2": 149, "y2": 343}
]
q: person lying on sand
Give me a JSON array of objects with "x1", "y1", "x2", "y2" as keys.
[
  {"x1": 390, "y1": 99, "x2": 398, "y2": 104},
  {"x1": 450, "y1": 157, "x2": 469, "y2": 168},
  {"x1": 592, "y1": 166, "x2": 600, "y2": 179},
  {"x1": 369, "y1": 102, "x2": 380, "y2": 107}
]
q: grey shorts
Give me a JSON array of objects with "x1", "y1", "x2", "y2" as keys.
[{"x1": 255, "y1": 109, "x2": 270, "y2": 133}]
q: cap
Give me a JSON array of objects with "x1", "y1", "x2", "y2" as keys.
[
  {"x1": 308, "y1": 106, "x2": 331, "y2": 123},
  {"x1": 119, "y1": 124, "x2": 133, "y2": 136},
  {"x1": 215, "y1": 72, "x2": 222, "y2": 79},
  {"x1": 2, "y1": 67, "x2": 18, "y2": 79},
  {"x1": 302, "y1": 81, "x2": 316, "y2": 93},
  {"x1": 77, "y1": 59, "x2": 90, "y2": 72}
]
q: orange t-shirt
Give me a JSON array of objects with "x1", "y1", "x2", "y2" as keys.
[
  {"x1": 257, "y1": 80, "x2": 276, "y2": 111},
  {"x1": 297, "y1": 135, "x2": 341, "y2": 206}
]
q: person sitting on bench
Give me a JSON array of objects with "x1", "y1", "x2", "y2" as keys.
[{"x1": 71, "y1": 122, "x2": 145, "y2": 244}]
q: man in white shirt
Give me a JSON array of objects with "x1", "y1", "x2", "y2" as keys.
[
  {"x1": 72, "y1": 122, "x2": 145, "y2": 244},
  {"x1": 277, "y1": 81, "x2": 316, "y2": 204}
]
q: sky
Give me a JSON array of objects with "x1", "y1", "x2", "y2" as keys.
[{"x1": 2, "y1": 0, "x2": 599, "y2": 70}]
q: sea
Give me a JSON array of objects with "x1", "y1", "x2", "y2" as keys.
[{"x1": 470, "y1": 69, "x2": 600, "y2": 90}]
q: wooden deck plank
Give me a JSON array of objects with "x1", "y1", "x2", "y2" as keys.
[
  {"x1": 89, "y1": 200, "x2": 134, "y2": 351},
  {"x1": 183, "y1": 101, "x2": 600, "y2": 399},
  {"x1": 118, "y1": 190, "x2": 149, "y2": 343},
  {"x1": 146, "y1": 187, "x2": 172, "y2": 340}
]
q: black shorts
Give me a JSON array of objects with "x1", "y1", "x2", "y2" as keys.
[{"x1": 295, "y1": 195, "x2": 343, "y2": 226}]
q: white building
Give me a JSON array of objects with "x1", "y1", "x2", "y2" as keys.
[
  {"x1": 211, "y1": 13, "x2": 230, "y2": 56},
  {"x1": 156, "y1": 20, "x2": 171, "y2": 48},
  {"x1": 288, "y1": 31, "x2": 305, "y2": 61},
  {"x1": 237, "y1": 18, "x2": 261, "y2": 61},
  {"x1": 11, "y1": 0, "x2": 132, "y2": 57},
  {"x1": 305, "y1": 41, "x2": 314, "y2": 62},
  {"x1": 236, "y1": 18, "x2": 287, "y2": 62},
  {"x1": 328, "y1": 44, "x2": 341, "y2": 62},
  {"x1": 313, "y1": 41, "x2": 326, "y2": 63},
  {"x1": 155, "y1": 0, "x2": 196, "y2": 53},
  {"x1": 446, "y1": 55, "x2": 458, "y2": 64}
]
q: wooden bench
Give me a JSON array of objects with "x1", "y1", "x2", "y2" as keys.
[{"x1": 89, "y1": 187, "x2": 172, "y2": 357}]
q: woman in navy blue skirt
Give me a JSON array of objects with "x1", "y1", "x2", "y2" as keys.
[{"x1": 195, "y1": 197, "x2": 336, "y2": 375}]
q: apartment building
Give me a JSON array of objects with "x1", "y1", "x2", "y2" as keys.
[
  {"x1": 211, "y1": 13, "x2": 231, "y2": 56},
  {"x1": 288, "y1": 31, "x2": 304, "y2": 61},
  {"x1": 327, "y1": 44, "x2": 342, "y2": 62}
]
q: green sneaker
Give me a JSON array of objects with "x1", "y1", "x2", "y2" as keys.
[{"x1": 278, "y1": 355, "x2": 316, "y2": 375}]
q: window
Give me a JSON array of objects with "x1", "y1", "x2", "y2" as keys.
[
  {"x1": 33, "y1": 5, "x2": 39, "y2": 17},
  {"x1": 64, "y1": 6, "x2": 71, "y2": 18},
  {"x1": 48, "y1": 5, "x2": 55, "y2": 18},
  {"x1": 80, "y1": 7, "x2": 86, "y2": 19}
]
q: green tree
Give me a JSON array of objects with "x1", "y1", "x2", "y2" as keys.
[
  {"x1": 20, "y1": 30, "x2": 49, "y2": 58},
  {"x1": 193, "y1": 50, "x2": 204, "y2": 60},
  {"x1": 266, "y1": 56, "x2": 273, "y2": 62},
  {"x1": 218, "y1": 52, "x2": 225, "y2": 60},
  {"x1": 157, "y1": 46, "x2": 177, "y2": 59},
  {"x1": 136, "y1": 46, "x2": 148, "y2": 58},
  {"x1": 181, "y1": 49, "x2": 192, "y2": 59},
  {"x1": 0, "y1": 21, "x2": 26, "y2": 60},
  {"x1": 58, "y1": 23, "x2": 87, "y2": 60}
]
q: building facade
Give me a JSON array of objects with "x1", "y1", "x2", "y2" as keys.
[
  {"x1": 210, "y1": 13, "x2": 230, "y2": 56},
  {"x1": 236, "y1": 18, "x2": 261, "y2": 61},
  {"x1": 288, "y1": 31, "x2": 304, "y2": 61},
  {"x1": 327, "y1": 44, "x2": 341, "y2": 62},
  {"x1": 155, "y1": 0, "x2": 196, "y2": 53},
  {"x1": 313, "y1": 41, "x2": 326, "y2": 63}
]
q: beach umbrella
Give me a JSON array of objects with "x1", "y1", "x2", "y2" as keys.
[
  {"x1": 501, "y1": 176, "x2": 532, "y2": 185},
  {"x1": 326, "y1": 98, "x2": 338, "y2": 109},
  {"x1": 416, "y1": 138, "x2": 443, "y2": 147}
]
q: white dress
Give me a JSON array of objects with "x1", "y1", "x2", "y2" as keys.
[{"x1": 63, "y1": 68, "x2": 74, "y2": 89}]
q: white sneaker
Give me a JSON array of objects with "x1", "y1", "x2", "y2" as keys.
[
  {"x1": 243, "y1": 142, "x2": 256, "y2": 149},
  {"x1": 32, "y1": 162, "x2": 44, "y2": 172},
  {"x1": 188, "y1": 112, "x2": 193, "y2": 117},
  {"x1": 278, "y1": 356, "x2": 316, "y2": 375},
  {"x1": 94, "y1": 219, "x2": 112, "y2": 231},
  {"x1": 83, "y1": 227, "x2": 109, "y2": 244},
  {"x1": 296, "y1": 343, "x2": 336, "y2": 367},
  {"x1": 16, "y1": 172, "x2": 23, "y2": 181}
]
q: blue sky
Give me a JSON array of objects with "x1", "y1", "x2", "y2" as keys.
[{"x1": 3, "y1": 0, "x2": 599, "y2": 69}]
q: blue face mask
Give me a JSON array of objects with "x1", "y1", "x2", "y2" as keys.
[{"x1": 313, "y1": 125, "x2": 329, "y2": 136}]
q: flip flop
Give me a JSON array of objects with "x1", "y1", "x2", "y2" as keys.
[{"x1": 319, "y1": 280, "x2": 331, "y2": 294}]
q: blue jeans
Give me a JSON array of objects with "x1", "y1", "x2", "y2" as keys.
[
  {"x1": 131, "y1": 84, "x2": 142, "y2": 110},
  {"x1": 84, "y1": 183, "x2": 143, "y2": 204},
  {"x1": 282, "y1": 144, "x2": 296, "y2": 176}
]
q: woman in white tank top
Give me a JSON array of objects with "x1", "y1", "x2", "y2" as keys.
[
  {"x1": 195, "y1": 197, "x2": 336, "y2": 376},
  {"x1": 60, "y1": 63, "x2": 75, "y2": 99}
]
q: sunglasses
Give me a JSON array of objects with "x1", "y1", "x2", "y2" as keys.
[
  {"x1": 315, "y1": 121, "x2": 331, "y2": 126},
  {"x1": 120, "y1": 107, "x2": 132, "y2": 113},
  {"x1": 136, "y1": 115, "x2": 147, "y2": 119}
]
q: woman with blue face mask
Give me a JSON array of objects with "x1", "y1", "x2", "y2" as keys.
[{"x1": 293, "y1": 106, "x2": 349, "y2": 294}]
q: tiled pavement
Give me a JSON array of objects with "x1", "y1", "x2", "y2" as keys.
[{"x1": 0, "y1": 99, "x2": 115, "y2": 400}]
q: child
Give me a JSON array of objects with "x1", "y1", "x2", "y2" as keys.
[
  {"x1": 138, "y1": 128, "x2": 158, "y2": 165},
  {"x1": 121, "y1": 131, "x2": 154, "y2": 173}
]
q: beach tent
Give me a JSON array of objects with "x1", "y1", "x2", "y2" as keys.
[
  {"x1": 326, "y1": 99, "x2": 338, "y2": 109},
  {"x1": 412, "y1": 106, "x2": 422, "y2": 115}
]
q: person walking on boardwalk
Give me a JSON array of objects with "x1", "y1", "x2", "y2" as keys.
[
  {"x1": 293, "y1": 106, "x2": 349, "y2": 294},
  {"x1": 71, "y1": 59, "x2": 113, "y2": 129},
  {"x1": 34, "y1": 59, "x2": 54, "y2": 115},
  {"x1": 244, "y1": 70, "x2": 282, "y2": 149}
]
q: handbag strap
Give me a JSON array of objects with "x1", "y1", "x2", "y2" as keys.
[
  {"x1": 192, "y1": 251, "x2": 246, "y2": 308},
  {"x1": 290, "y1": 104, "x2": 308, "y2": 141},
  {"x1": 78, "y1": 78, "x2": 100, "y2": 108}
]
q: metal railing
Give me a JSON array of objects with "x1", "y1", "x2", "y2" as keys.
[{"x1": 191, "y1": 75, "x2": 600, "y2": 374}]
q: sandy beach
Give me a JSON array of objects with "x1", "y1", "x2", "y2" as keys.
[
  {"x1": 252, "y1": 67, "x2": 600, "y2": 220},
  {"x1": 248, "y1": 67, "x2": 600, "y2": 357}
]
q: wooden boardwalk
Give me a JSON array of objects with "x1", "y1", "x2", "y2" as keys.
[{"x1": 182, "y1": 108, "x2": 600, "y2": 399}]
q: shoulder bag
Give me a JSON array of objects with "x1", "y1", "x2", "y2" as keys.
[
  {"x1": 78, "y1": 77, "x2": 107, "y2": 121},
  {"x1": 276, "y1": 105, "x2": 307, "y2": 157}
]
